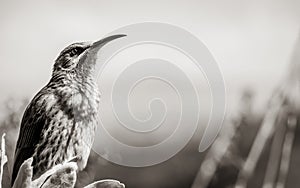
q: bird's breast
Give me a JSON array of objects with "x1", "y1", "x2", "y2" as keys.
[{"x1": 32, "y1": 83, "x2": 100, "y2": 178}]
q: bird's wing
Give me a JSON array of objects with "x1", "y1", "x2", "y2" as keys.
[{"x1": 11, "y1": 92, "x2": 48, "y2": 186}]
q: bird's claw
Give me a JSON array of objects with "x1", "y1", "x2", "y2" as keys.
[{"x1": 67, "y1": 155, "x2": 82, "y2": 163}]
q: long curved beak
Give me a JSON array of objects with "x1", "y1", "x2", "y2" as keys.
[
  {"x1": 78, "y1": 34, "x2": 126, "y2": 68},
  {"x1": 90, "y1": 34, "x2": 127, "y2": 49}
]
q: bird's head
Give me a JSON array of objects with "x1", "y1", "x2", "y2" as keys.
[{"x1": 52, "y1": 34, "x2": 126, "y2": 78}]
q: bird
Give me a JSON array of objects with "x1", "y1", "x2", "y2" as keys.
[{"x1": 11, "y1": 34, "x2": 126, "y2": 186}]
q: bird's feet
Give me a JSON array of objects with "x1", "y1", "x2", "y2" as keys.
[{"x1": 39, "y1": 162, "x2": 78, "y2": 188}]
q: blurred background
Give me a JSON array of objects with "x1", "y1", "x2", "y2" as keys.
[{"x1": 0, "y1": 0, "x2": 299, "y2": 187}]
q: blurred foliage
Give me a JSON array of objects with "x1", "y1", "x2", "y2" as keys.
[
  {"x1": 0, "y1": 88, "x2": 298, "y2": 188},
  {"x1": 0, "y1": 98, "x2": 28, "y2": 188}
]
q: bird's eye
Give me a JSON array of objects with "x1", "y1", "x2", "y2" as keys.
[
  {"x1": 69, "y1": 47, "x2": 83, "y2": 57},
  {"x1": 69, "y1": 49, "x2": 77, "y2": 57}
]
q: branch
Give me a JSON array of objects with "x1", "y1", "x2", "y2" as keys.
[
  {"x1": 0, "y1": 132, "x2": 125, "y2": 188},
  {"x1": 12, "y1": 157, "x2": 78, "y2": 188},
  {"x1": 12, "y1": 157, "x2": 125, "y2": 188},
  {"x1": 84, "y1": 179, "x2": 125, "y2": 188}
]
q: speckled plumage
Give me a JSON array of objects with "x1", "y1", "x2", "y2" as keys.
[{"x1": 11, "y1": 35, "x2": 126, "y2": 186}]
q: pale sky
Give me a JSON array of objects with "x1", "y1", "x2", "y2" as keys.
[{"x1": 0, "y1": 0, "x2": 299, "y2": 113}]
